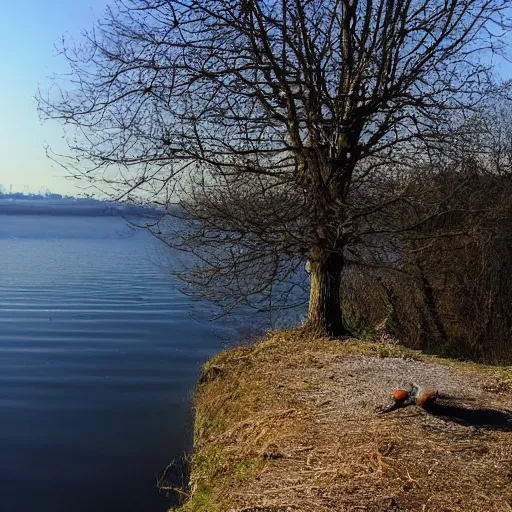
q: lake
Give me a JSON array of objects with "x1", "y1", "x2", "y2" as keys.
[{"x1": 0, "y1": 214, "x2": 224, "y2": 512}]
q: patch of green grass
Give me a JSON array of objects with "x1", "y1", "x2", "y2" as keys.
[
  {"x1": 469, "y1": 363, "x2": 512, "y2": 384},
  {"x1": 194, "y1": 408, "x2": 225, "y2": 444},
  {"x1": 172, "y1": 449, "x2": 227, "y2": 511},
  {"x1": 193, "y1": 447, "x2": 228, "y2": 481},
  {"x1": 427, "y1": 349, "x2": 512, "y2": 384},
  {"x1": 233, "y1": 458, "x2": 264, "y2": 481},
  {"x1": 375, "y1": 344, "x2": 391, "y2": 358},
  {"x1": 497, "y1": 367, "x2": 512, "y2": 382},
  {"x1": 173, "y1": 483, "x2": 218, "y2": 512},
  {"x1": 362, "y1": 340, "x2": 423, "y2": 361}
]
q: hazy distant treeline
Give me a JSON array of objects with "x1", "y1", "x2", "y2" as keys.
[
  {"x1": 0, "y1": 197, "x2": 162, "y2": 218},
  {"x1": 0, "y1": 192, "x2": 65, "y2": 200}
]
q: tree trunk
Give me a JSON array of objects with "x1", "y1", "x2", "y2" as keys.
[
  {"x1": 307, "y1": 252, "x2": 348, "y2": 337},
  {"x1": 419, "y1": 272, "x2": 447, "y2": 346}
]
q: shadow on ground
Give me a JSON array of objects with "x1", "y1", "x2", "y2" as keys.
[{"x1": 424, "y1": 402, "x2": 512, "y2": 431}]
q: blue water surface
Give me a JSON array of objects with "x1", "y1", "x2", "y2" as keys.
[{"x1": 0, "y1": 215, "x2": 220, "y2": 512}]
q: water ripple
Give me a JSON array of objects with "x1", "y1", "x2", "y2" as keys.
[{"x1": 0, "y1": 215, "x2": 218, "y2": 512}]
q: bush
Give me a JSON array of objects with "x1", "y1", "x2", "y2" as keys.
[{"x1": 342, "y1": 164, "x2": 512, "y2": 364}]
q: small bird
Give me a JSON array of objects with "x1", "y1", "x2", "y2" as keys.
[{"x1": 379, "y1": 383, "x2": 438, "y2": 413}]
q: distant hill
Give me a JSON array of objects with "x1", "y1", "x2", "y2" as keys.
[{"x1": 0, "y1": 195, "x2": 162, "y2": 217}]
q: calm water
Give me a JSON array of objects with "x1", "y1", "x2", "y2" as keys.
[{"x1": 0, "y1": 215, "x2": 221, "y2": 512}]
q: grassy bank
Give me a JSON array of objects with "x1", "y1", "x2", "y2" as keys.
[{"x1": 174, "y1": 329, "x2": 512, "y2": 512}]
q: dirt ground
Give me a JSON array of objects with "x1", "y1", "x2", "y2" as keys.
[{"x1": 178, "y1": 330, "x2": 512, "y2": 512}]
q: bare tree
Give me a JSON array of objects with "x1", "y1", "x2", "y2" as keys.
[{"x1": 39, "y1": 0, "x2": 510, "y2": 336}]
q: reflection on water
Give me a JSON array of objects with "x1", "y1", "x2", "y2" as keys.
[{"x1": 0, "y1": 215, "x2": 219, "y2": 512}]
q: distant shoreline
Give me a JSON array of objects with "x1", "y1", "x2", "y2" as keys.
[{"x1": 0, "y1": 198, "x2": 161, "y2": 217}]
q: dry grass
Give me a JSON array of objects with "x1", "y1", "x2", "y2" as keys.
[{"x1": 174, "y1": 329, "x2": 512, "y2": 512}]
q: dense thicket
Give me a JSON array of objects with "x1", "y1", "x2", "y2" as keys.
[{"x1": 343, "y1": 159, "x2": 512, "y2": 363}]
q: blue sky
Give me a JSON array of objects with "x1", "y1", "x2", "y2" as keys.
[
  {"x1": 0, "y1": 2, "x2": 511, "y2": 196},
  {"x1": 0, "y1": 0, "x2": 109, "y2": 195}
]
